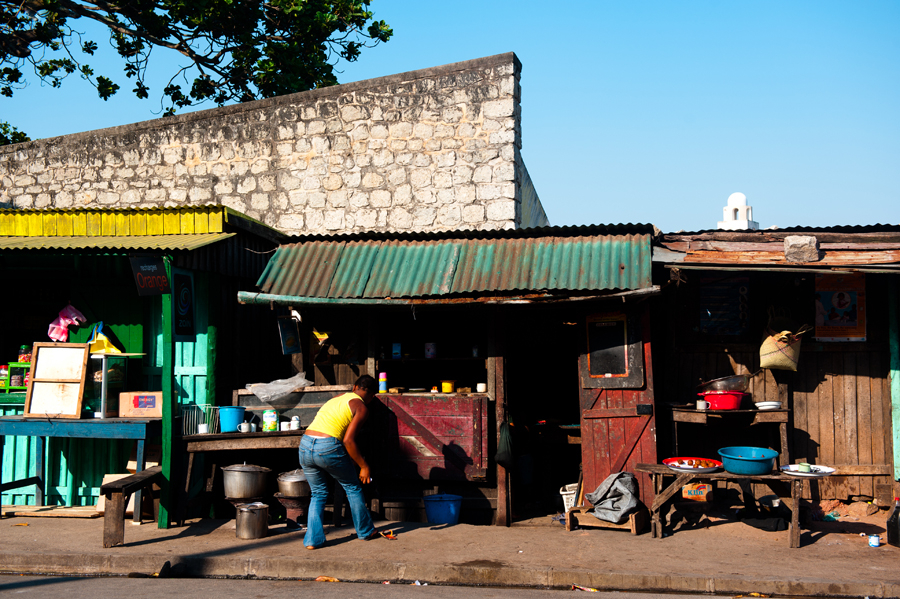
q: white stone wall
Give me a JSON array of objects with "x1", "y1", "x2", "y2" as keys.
[{"x1": 0, "y1": 53, "x2": 549, "y2": 234}]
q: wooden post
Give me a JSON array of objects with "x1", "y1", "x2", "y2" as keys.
[
  {"x1": 158, "y1": 256, "x2": 175, "y2": 529},
  {"x1": 489, "y1": 309, "x2": 509, "y2": 526},
  {"x1": 889, "y1": 277, "x2": 900, "y2": 483}
]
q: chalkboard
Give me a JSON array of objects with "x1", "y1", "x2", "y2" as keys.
[
  {"x1": 25, "y1": 343, "x2": 90, "y2": 419},
  {"x1": 587, "y1": 316, "x2": 628, "y2": 377}
]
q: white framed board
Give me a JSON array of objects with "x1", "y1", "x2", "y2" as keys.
[{"x1": 25, "y1": 343, "x2": 90, "y2": 419}]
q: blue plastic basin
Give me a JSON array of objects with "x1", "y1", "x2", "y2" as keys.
[
  {"x1": 717, "y1": 446, "x2": 778, "y2": 475},
  {"x1": 423, "y1": 493, "x2": 462, "y2": 525}
]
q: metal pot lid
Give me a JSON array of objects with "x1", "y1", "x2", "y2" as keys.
[
  {"x1": 223, "y1": 464, "x2": 271, "y2": 473},
  {"x1": 278, "y1": 468, "x2": 307, "y2": 482},
  {"x1": 237, "y1": 502, "x2": 268, "y2": 511}
]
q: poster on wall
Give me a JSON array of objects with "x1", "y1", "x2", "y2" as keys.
[
  {"x1": 277, "y1": 316, "x2": 302, "y2": 355},
  {"x1": 814, "y1": 273, "x2": 866, "y2": 341}
]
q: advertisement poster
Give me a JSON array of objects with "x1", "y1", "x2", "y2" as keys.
[
  {"x1": 277, "y1": 316, "x2": 302, "y2": 355},
  {"x1": 814, "y1": 273, "x2": 866, "y2": 341}
]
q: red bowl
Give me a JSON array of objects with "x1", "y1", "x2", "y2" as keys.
[{"x1": 698, "y1": 391, "x2": 747, "y2": 410}]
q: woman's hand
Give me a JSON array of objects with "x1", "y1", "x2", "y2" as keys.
[{"x1": 358, "y1": 465, "x2": 372, "y2": 484}]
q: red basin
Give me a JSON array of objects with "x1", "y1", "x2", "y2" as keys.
[{"x1": 698, "y1": 391, "x2": 747, "y2": 410}]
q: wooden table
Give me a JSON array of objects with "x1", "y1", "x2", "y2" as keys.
[
  {"x1": 0, "y1": 416, "x2": 162, "y2": 523},
  {"x1": 178, "y1": 429, "x2": 306, "y2": 525},
  {"x1": 671, "y1": 407, "x2": 791, "y2": 467},
  {"x1": 634, "y1": 463, "x2": 805, "y2": 548}
]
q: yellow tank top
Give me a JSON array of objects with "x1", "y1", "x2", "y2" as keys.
[{"x1": 307, "y1": 392, "x2": 358, "y2": 440}]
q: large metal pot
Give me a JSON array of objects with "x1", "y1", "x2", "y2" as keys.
[
  {"x1": 222, "y1": 463, "x2": 270, "y2": 498},
  {"x1": 235, "y1": 502, "x2": 268, "y2": 539},
  {"x1": 277, "y1": 469, "x2": 311, "y2": 497}
]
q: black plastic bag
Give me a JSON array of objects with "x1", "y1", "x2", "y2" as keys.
[{"x1": 495, "y1": 419, "x2": 514, "y2": 470}]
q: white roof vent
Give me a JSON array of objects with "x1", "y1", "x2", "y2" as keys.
[{"x1": 717, "y1": 192, "x2": 759, "y2": 230}]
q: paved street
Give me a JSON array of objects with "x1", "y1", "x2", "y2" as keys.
[{"x1": 0, "y1": 576, "x2": 725, "y2": 599}]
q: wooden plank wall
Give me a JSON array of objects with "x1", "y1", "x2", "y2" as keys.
[{"x1": 793, "y1": 350, "x2": 892, "y2": 500}]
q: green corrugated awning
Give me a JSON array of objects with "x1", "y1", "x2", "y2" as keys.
[
  {"x1": 0, "y1": 233, "x2": 235, "y2": 251},
  {"x1": 249, "y1": 232, "x2": 652, "y2": 302}
]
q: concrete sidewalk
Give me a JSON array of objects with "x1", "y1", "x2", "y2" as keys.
[{"x1": 1, "y1": 510, "x2": 898, "y2": 598}]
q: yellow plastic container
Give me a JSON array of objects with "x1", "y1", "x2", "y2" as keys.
[{"x1": 440, "y1": 380, "x2": 456, "y2": 393}]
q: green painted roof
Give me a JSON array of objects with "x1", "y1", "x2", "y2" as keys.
[{"x1": 256, "y1": 229, "x2": 652, "y2": 300}]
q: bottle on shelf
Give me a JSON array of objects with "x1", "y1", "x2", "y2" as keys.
[
  {"x1": 0, "y1": 364, "x2": 7, "y2": 388},
  {"x1": 18, "y1": 344, "x2": 31, "y2": 363},
  {"x1": 887, "y1": 497, "x2": 900, "y2": 548}
]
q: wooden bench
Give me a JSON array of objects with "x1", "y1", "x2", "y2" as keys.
[
  {"x1": 566, "y1": 505, "x2": 649, "y2": 533},
  {"x1": 100, "y1": 466, "x2": 163, "y2": 548}
]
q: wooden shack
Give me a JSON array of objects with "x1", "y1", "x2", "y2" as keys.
[
  {"x1": 0, "y1": 206, "x2": 285, "y2": 525},
  {"x1": 238, "y1": 224, "x2": 660, "y2": 524},
  {"x1": 652, "y1": 225, "x2": 900, "y2": 504}
]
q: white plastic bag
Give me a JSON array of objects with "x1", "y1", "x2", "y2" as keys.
[{"x1": 246, "y1": 372, "x2": 313, "y2": 404}]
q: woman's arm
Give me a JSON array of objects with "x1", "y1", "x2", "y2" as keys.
[{"x1": 343, "y1": 399, "x2": 371, "y2": 484}]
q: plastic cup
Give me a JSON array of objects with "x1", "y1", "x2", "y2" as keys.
[{"x1": 197, "y1": 423, "x2": 209, "y2": 434}]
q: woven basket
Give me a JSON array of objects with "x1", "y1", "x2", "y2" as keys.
[{"x1": 759, "y1": 325, "x2": 811, "y2": 371}]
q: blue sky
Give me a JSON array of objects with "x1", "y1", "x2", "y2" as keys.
[{"x1": 4, "y1": 1, "x2": 898, "y2": 231}]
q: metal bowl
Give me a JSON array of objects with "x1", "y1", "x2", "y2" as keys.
[{"x1": 698, "y1": 373, "x2": 754, "y2": 393}]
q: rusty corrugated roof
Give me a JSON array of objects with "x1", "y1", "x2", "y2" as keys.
[
  {"x1": 0, "y1": 233, "x2": 235, "y2": 251},
  {"x1": 257, "y1": 232, "x2": 652, "y2": 299}
]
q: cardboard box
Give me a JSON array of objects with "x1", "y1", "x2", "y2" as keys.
[
  {"x1": 681, "y1": 483, "x2": 712, "y2": 502},
  {"x1": 119, "y1": 391, "x2": 163, "y2": 418}
]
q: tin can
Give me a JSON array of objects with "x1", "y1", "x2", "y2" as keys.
[
  {"x1": 262, "y1": 409, "x2": 278, "y2": 432},
  {"x1": 869, "y1": 534, "x2": 881, "y2": 547}
]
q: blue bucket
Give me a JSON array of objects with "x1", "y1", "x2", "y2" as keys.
[
  {"x1": 423, "y1": 493, "x2": 462, "y2": 525},
  {"x1": 218, "y1": 406, "x2": 246, "y2": 433}
]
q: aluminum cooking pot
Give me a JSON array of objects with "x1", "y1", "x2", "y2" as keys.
[
  {"x1": 222, "y1": 463, "x2": 271, "y2": 499},
  {"x1": 277, "y1": 469, "x2": 311, "y2": 497}
]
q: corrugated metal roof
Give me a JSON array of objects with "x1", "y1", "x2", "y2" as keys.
[
  {"x1": 666, "y1": 224, "x2": 900, "y2": 236},
  {"x1": 285, "y1": 223, "x2": 658, "y2": 243},
  {"x1": 0, "y1": 233, "x2": 235, "y2": 251},
  {"x1": 257, "y1": 233, "x2": 651, "y2": 299}
]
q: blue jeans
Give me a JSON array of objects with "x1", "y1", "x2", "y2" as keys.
[{"x1": 298, "y1": 435, "x2": 375, "y2": 547}]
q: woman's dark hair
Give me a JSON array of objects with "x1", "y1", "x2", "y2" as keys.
[{"x1": 354, "y1": 374, "x2": 378, "y2": 393}]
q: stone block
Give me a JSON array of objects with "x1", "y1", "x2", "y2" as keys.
[
  {"x1": 278, "y1": 213, "x2": 304, "y2": 233},
  {"x1": 355, "y1": 208, "x2": 378, "y2": 228},
  {"x1": 473, "y1": 165, "x2": 492, "y2": 183},
  {"x1": 438, "y1": 205, "x2": 461, "y2": 226},
  {"x1": 393, "y1": 184, "x2": 412, "y2": 205},
  {"x1": 349, "y1": 191, "x2": 370, "y2": 208},
  {"x1": 463, "y1": 204, "x2": 485, "y2": 223},
  {"x1": 259, "y1": 174, "x2": 277, "y2": 192},
  {"x1": 410, "y1": 169, "x2": 432, "y2": 189},
  {"x1": 362, "y1": 172, "x2": 385, "y2": 188},
  {"x1": 389, "y1": 122, "x2": 413, "y2": 138},
  {"x1": 486, "y1": 199, "x2": 516, "y2": 221},
  {"x1": 433, "y1": 171, "x2": 452, "y2": 188},
  {"x1": 323, "y1": 174, "x2": 343, "y2": 191},
  {"x1": 189, "y1": 187, "x2": 212, "y2": 202},
  {"x1": 327, "y1": 190, "x2": 348, "y2": 208},
  {"x1": 371, "y1": 189, "x2": 392, "y2": 208},
  {"x1": 784, "y1": 236, "x2": 820, "y2": 262},
  {"x1": 437, "y1": 189, "x2": 455, "y2": 204},
  {"x1": 251, "y1": 193, "x2": 270, "y2": 209},
  {"x1": 388, "y1": 207, "x2": 412, "y2": 229},
  {"x1": 483, "y1": 98, "x2": 515, "y2": 118},
  {"x1": 414, "y1": 206, "x2": 437, "y2": 226}
]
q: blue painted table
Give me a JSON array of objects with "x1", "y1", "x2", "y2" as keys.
[{"x1": 0, "y1": 416, "x2": 162, "y2": 523}]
